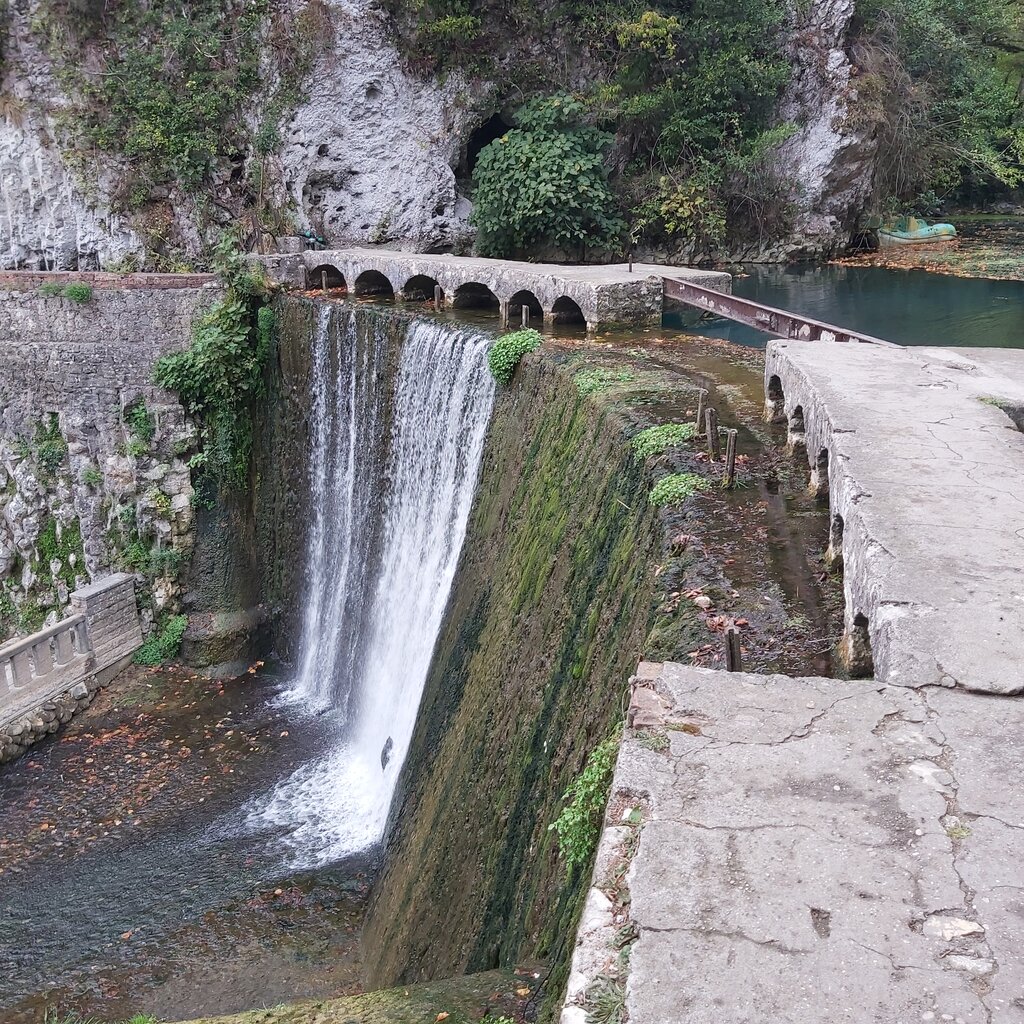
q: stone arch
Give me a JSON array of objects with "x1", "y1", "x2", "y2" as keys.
[
  {"x1": 453, "y1": 281, "x2": 500, "y2": 311},
  {"x1": 308, "y1": 264, "x2": 346, "y2": 290},
  {"x1": 508, "y1": 289, "x2": 543, "y2": 327},
  {"x1": 827, "y1": 512, "x2": 844, "y2": 570},
  {"x1": 403, "y1": 274, "x2": 442, "y2": 302},
  {"x1": 843, "y1": 612, "x2": 874, "y2": 678},
  {"x1": 810, "y1": 447, "x2": 829, "y2": 499},
  {"x1": 550, "y1": 295, "x2": 586, "y2": 326},
  {"x1": 788, "y1": 404, "x2": 806, "y2": 452},
  {"x1": 354, "y1": 269, "x2": 395, "y2": 298},
  {"x1": 765, "y1": 374, "x2": 785, "y2": 424}
]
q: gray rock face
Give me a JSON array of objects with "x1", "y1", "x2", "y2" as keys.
[
  {"x1": 772, "y1": 0, "x2": 877, "y2": 254},
  {"x1": 0, "y1": 2, "x2": 144, "y2": 270},
  {"x1": 273, "y1": 0, "x2": 479, "y2": 252}
]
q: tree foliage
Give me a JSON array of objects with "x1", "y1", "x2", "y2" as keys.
[{"x1": 851, "y1": 0, "x2": 1024, "y2": 204}]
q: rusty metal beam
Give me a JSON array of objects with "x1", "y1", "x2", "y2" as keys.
[{"x1": 662, "y1": 277, "x2": 899, "y2": 349}]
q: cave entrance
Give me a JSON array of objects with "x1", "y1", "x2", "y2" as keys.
[{"x1": 458, "y1": 113, "x2": 513, "y2": 185}]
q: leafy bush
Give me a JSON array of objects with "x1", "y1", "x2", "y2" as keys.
[
  {"x1": 38, "y1": 282, "x2": 64, "y2": 297},
  {"x1": 472, "y1": 94, "x2": 625, "y2": 258},
  {"x1": 631, "y1": 422, "x2": 696, "y2": 459},
  {"x1": 549, "y1": 735, "x2": 620, "y2": 872},
  {"x1": 134, "y1": 614, "x2": 188, "y2": 666},
  {"x1": 649, "y1": 472, "x2": 710, "y2": 508},
  {"x1": 82, "y1": 464, "x2": 103, "y2": 488},
  {"x1": 574, "y1": 367, "x2": 636, "y2": 397},
  {"x1": 63, "y1": 282, "x2": 92, "y2": 304},
  {"x1": 488, "y1": 327, "x2": 542, "y2": 385},
  {"x1": 154, "y1": 237, "x2": 271, "y2": 488}
]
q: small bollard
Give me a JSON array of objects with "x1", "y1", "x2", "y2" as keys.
[
  {"x1": 723, "y1": 429, "x2": 738, "y2": 488},
  {"x1": 521, "y1": 305, "x2": 530, "y2": 328},
  {"x1": 705, "y1": 407, "x2": 721, "y2": 461},
  {"x1": 695, "y1": 388, "x2": 707, "y2": 436},
  {"x1": 628, "y1": 250, "x2": 634, "y2": 273},
  {"x1": 725, "y1": 624, "x2": 743, "y2": 672},
  {"x1": 434, "y1": 284, "x2": 444, "y2": 309},
  {"x1": 321, "y1": 270, "x2": 328, "y2": 293}
]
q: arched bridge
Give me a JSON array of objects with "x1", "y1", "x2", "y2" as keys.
[{"x1": 261, "y1": 247, "x2": 732, "y2": 331}]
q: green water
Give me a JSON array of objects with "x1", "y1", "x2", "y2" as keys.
[{"x1": 683, "y1": 264, "x2": 1024, "y2": 349}]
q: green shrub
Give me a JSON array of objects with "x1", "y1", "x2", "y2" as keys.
[
  {"x1": 488, "y1": 327, "x2": 542, "y2": 385},
  {"x1": 134, "y1": 614, "x2": 188, "y2": 666},
  {"x1": 472, "y1": 94, "x2": 625, "y2": 258},
  {"x1": 125, "y1": 399, "x2": 156, "y2": 442},
  {"x1": 631, "y1": 422, "x2": 697, "y2": 459},
  {"x1": 649, "y1": 472, "x2": 710, "y2": 508},
  {"x1": 154, "y1": 236, "x2": 271, "y2": 488},
  {"x1": 35, "y1": 415, "x2": 68, "y2": 475},
  {"x1": 574, "y1": 367, "x2": 636, "y2": 397},
  {"x1": 63, "y1": 282, "x2": 92, "y2": 304},
  {"x1": 38, "y1": 281, "x2": 64, "y2": 297},
  {"x1": 549, "y1": 735, "x2": 620, "y2": 872},
  {"x1": 82, "y1": 464, "x2": 103, "y2": 488},
  {"x1": 119, "y1": 437, "x2": 148, "y2": 459}
]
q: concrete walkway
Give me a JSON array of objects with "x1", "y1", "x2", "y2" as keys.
[
  {"x1": 563, "y1": 663, "x2": 1023, "y2": 1024},
  {"x1": 766, "y1": 342, "x2": 1024, "y2": 694}
]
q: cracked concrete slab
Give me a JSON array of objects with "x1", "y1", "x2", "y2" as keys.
[
  {"x1": 561, "y1": 664, "x2": 1023, "y2": 1024},
  {"x1": 765, "y1": 342, "x2": 1024, "y2": 694}
]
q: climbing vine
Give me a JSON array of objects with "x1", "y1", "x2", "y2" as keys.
[{"x1": 153, "y1": 237, "x2": 273, "y2": 489}]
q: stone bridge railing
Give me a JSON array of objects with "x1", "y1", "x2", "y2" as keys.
[{"x1": 0, "y1": 573, "x2": 144, "y2": 763}]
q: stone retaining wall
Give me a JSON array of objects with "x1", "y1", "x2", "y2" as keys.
[
  {"x1": 0, "y1": 284, "x2": 215, "y2": 642},
  {"x1": 0, "y1": 574, "x2": 142, "y2": 763}
]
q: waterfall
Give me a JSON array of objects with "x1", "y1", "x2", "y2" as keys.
[{"x1": 252, "y1": 304, "x2": 495, "y2": 865}]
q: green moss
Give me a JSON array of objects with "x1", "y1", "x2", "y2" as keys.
[{"x1": 574, "y1": 367, "x2": 636, "y2": 397}]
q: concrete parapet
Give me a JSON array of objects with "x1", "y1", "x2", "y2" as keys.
[
  {"x1": 765, "y1": 341, "x2": 1024, "y2": 694},
  {"x1": 0, "y1": 573, "x2": 143, "y2": 763},
  {"x1": 564, "y1": 663, "x2": 1024, "y2": 1024}
]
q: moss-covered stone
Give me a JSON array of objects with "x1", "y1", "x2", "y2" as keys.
[
  {"x1": 175, "y1": 968, "x2": 539, "y2": 1024},
  {"x1": 362, "y1": 354, "x2": 661, "y2": 1016}
]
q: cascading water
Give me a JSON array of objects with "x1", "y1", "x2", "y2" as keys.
[{"x1": 252, "y1": 303, "x2": 495, "y2": 865}]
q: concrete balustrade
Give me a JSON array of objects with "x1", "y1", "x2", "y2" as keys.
[{"x1": 0, "y1": 573, "x2": 144, "y2": 764}]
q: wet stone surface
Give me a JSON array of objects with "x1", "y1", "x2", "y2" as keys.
[{"x1": 0, "y1": 665, "x2": 372, "y2": 1024}]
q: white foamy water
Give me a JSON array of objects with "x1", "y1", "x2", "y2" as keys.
[{"x1": 250, "y1": 307, "x2": 494, "y2": 866}]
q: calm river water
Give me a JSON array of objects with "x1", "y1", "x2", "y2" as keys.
[{"x1": 683, "y1": 263, "x2": 1024, "y2": 349}]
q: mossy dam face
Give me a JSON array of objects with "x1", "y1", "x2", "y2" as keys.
[{"x1": 4, "y1": 281, "x2": 948, "y2": 1024}]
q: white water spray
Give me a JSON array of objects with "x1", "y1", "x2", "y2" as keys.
[{"x1": 252, "y1": 306, "x2": 495, "y2": 864}]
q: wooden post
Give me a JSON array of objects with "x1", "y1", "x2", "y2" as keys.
[
  {"x1": 500, "y1": 300, "x2": 510, "y2": 328},
  {"x1": 628, "y1": 249, "x2": 634, "y2": 273},
  {"x1": 521, "y1": 304, "x2": 530, "y2": 328},
  {"x1": 320, "y1": 270, "x2": 328, "y2": 293},
  {"x1": 695, "y1": 389, "x2": 707, "y2": 436},
  {"x1": 723, "y1": 429, "x2": 738, "y2": 488},
  {"x1": 725, "y1": 624, "x2": 742, "y2": 672},
  {"x1": 705, "y1": 408, "x2": 721, "y2": 461},
  {"x1": 434, "y1": 284, "x2": 443, "y2": 309}
]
